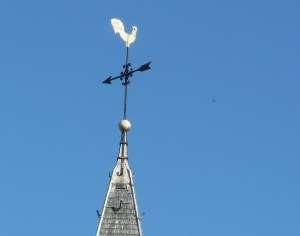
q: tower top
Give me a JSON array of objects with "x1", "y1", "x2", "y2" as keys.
[{"x1": 95, "y1": 19, "x2": 151, "y2": 236}]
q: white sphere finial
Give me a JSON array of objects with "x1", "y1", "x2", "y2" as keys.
[{"x1": 119, "y1": 119, "x2": 132, "y2": 132}]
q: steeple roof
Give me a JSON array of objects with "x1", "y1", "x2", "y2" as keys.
[{"x1": 96, "y1": 125, "x2": 142, "y2": 236}]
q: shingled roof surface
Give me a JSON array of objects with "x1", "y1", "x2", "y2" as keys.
[{"x1": 96, "y1": 158, "x2": 142, "y2": 236}]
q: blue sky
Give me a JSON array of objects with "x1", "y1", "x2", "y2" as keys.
[{"x1": 0, "y1": 0, "x2": 300, "y2": 235}]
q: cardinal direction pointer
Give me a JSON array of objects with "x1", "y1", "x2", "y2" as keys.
[{"x1": 102, "y1": 61, "x2": 151, "y2": 85}]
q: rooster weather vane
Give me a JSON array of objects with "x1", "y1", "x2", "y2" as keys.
[{"x1": 102, "y1": 18, "x2": 151, "y2": 119}]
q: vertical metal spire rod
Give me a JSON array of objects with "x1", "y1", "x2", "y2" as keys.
[{"x1": 123, "y1": 46, "x2": 129, "y2": 119}]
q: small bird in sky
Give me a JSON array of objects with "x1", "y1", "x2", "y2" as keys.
[{"x1": 111, "y1": 18, "x2": 137, "y2": 47}]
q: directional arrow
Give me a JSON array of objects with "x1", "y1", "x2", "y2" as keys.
[
  {"x1": 102, "y1": 75, "x2": 123, "y2": 84},
  {"x1": 102, "y1": 61, "x2": 151, "y2": 85}
]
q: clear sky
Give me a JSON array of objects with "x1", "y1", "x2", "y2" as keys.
[{"x1": 0, "y1": 0, "x2": 300, "y2": 235}]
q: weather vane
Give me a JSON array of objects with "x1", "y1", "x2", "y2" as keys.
[{"x1": 102, "y1": 18, "x2": 151, "y2": 120}]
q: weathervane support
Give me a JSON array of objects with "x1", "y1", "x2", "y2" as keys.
[
  {"x1": 123, "y1": 46, "x2": 129, "y2": 119},
  {"x1": 102, "y1": 18, "x2": 151, "y2": 122}
]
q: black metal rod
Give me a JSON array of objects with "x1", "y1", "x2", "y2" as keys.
[
  {"x1": 123, "y1": 47, "x2": 129, "y2": 119},
  {"x1": 123, "y1": 83, "x2": 128, "y2": 119}
]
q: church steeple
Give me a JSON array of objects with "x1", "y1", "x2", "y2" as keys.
[
  {"x1": 96, "y1": 120, "x2": 142, "y2": 236},
  {"x1": 96, "y1": 18, "x2": 151, "y2": 236}
]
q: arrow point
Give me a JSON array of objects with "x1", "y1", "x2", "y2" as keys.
[{"x1": 102, "y1": 76, "x2": 112, "y2": 84}]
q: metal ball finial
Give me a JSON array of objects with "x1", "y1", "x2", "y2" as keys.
[{"x1": 119, "y1": 119, "x2": 132, "y2": 132}]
